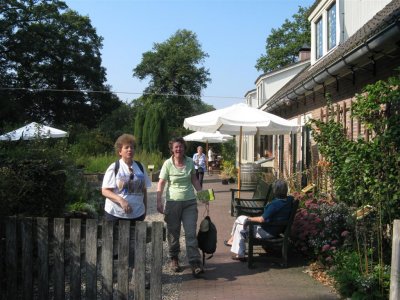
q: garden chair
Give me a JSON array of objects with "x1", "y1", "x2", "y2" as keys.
[
  {"x1": 230, "y1": 179, "x2": 272, "y2": 217},
  {"x1": 246, "y1": 199, "x2": 299, "y2": 268}
]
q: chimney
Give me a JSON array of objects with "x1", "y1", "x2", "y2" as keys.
[{"x1": 298, "y1": 44, "x2": 311, "y2": 62}]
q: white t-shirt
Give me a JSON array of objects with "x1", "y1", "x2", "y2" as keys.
[
  {"x1": 102, "y1": 159, "x2": 152, "y2": 219},
  {"x1": 208, "y1": 149, "x2": 214, "y2": 162}
]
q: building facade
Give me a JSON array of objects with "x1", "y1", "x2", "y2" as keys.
[{"x1": 244, "y1": 0, "x2": 400, "y2": 186}]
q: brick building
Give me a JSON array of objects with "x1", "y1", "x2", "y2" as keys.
[{"x1": 243, "y1": 0, "x2": 400, "y2": 187}]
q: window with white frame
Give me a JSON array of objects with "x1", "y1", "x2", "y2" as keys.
[
  {"x1": 327, "y1": 2, "x2": 337, "y2": 50},
  {"x1": 316, "y1": 17, "x2": 323, "y2": 59},
  {"x1": 311, "y1": 0, "x2": 339, "y2": 62}
]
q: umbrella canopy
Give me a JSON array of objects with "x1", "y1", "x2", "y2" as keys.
[
  {"x1": 183, "y1": 103, "x2": 300, "y2": 189},
  {"x1": 183, "y1": 131, "x2": 233, "y2": 143},
  {"x1": 0, "y1": 122, "x2": 68, "y2": 141},
  {"x1": 183, "y1": 103, "x2": 299, "y2": 135}
]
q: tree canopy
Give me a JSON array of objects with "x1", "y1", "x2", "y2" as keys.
[
  {"x1": 132, "y1": 29, "x2": 213, "y2": 154},
  {"x1": 0, "y1": 0, "x2": 121, "y2": 130},
  {"x1": 255, "y1": 6, "x2": 311, "y2": 73},
  {"x1": 133, "y1": 29, "x2": 212, "y2": 128}
]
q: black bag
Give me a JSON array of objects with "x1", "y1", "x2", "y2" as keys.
[{"x1": 197, "y1": 216, "x2": 217, "y2": 266}]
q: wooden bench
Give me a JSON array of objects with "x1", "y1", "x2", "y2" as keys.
[
  {"x1": 246, "y1": 199, "x2": 299, "y2": 268},
  {"x1": 230, "y1": 179, "x2": 272, "y2": 217}
]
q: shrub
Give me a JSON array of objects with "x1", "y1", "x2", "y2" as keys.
[
  {"x1": 329, "y1": 250, "x2": 390, "y2": 299},
  {"x1": 291, "y1": 192, "x2": 355, "y2": 265},
  {"x1": 0, "y1": 139, "x2": 70, "y2": 217}
]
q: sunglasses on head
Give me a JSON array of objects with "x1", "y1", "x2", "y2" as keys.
[{"x1": 129, "y1": 167, "x2": 134, "y2": 180}]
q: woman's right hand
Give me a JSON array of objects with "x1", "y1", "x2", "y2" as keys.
[
  {"x1": 157, "y1": 201, "x2": 164, "y2": 214},
  {"x1": 119, "y1": 198, "x2": 132, "y2": 213}
]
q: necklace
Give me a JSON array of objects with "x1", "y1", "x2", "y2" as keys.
[{"x1": 174, "y1": 157, "x2": 185, "y2": 168}]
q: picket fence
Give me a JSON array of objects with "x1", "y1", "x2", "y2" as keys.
[{"x1": 0, "y1": 216, "x2": 164, "y2": 300}]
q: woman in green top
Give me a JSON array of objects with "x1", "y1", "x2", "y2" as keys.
[{"x1": 157, "y1": 137, "x2": 204, "y2": 277}]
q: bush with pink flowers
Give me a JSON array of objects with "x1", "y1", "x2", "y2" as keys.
[{"x1": 291, "y1": 192, "x2": 355, "y2": 265}]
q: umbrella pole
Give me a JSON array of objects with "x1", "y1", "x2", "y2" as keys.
[
  {"x1": 238, "y1": 126, "x2": 242, "y2": 196},
  {"x1": 206, "y1": 140, "x2": 209, "y2": 173}
]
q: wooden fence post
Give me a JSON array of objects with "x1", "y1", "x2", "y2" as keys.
[
  {"x1": 85, "y1": 219, "x2": 98, "y2": 300},
  {"x1": 134, "y1": 222, "x2": 147, "y2": 300},
  {"x1": 117, "y1": 220, "x2": 130, "y2": 299},
  {"x1": 70, "y1": 218, "x2": 82, "y2": 300},
  {"x1": 390, "y1": 220, "x2": 400, "y2": 300},
  {"x1": 37, "y1": 217, "x2": 49, "y2": 300},
  {"x1": 150, "y1": 222, "x2": 164, "y2": 300},
  {"x1": 21, "y1": 217, "x2": 33, "y2": 300},
  {"x1": 6, "y1": 216, "x2": 17, "y2": 299},
  {"x1": 54, "y1": 218, "x2": 65, "y2": 300},
  {"x1": 101, "y1": 220, "x2": 114, "y2": 300}
]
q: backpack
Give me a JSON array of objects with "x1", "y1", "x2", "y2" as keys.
[
  {"x1": 114, "y1": 159, "x2": 144, "y2": 176},
  {"x1": 197, "y1": 216, "x2": 217, "y2": 266}
]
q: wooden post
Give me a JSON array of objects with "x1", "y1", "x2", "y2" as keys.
[
  {"x1": 390, "y1": 220, "x2": 400, "y2": 300},
  {"x1": 150, "y1": 222, "x2": 164, "y2": 300},
  {"x1": 134, "y1": 222, "x2": 147, "y2": 300},
  {"x1": 237, "y1": 126, "x2": 243, "y2": 197}
]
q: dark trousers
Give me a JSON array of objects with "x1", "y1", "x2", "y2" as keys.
[{"x1": 196, "y1": 169, "x2": 204, "y2": 187}]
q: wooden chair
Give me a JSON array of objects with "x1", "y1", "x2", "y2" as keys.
[
  {"x1": 230, "y1": 179, "x2": 272, "y2": 217},
  {"x1": 246, "y1": 199, "x2": 299, "y2": 268}
]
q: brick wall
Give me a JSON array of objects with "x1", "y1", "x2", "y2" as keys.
[{"x1": 270, "y1": 48, "x2": 400, "y2": 181}]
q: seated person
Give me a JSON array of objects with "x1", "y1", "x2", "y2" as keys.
[{"x1": 224, "y1": 179, "x2": 293, "y2": 261}]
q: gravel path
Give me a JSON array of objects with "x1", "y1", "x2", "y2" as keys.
[{"x1": 145, "y1": 182, "x2": 183, "y2": 300}]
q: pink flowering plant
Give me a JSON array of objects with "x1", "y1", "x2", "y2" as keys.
[{"x1": 291, "y1": 192, "x2": 355, "y2": 265}]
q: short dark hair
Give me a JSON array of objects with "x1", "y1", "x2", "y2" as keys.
[
  {"x1": 169, "y1": 137, "x2": 186, "y2": 155},
  {"x1": 272, "y1": 179, "x2": 288, "y2": 199}
]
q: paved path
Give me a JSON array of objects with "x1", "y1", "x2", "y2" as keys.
[{"x1": 177, "y1": 174, "x2": 339, "y2": 300}]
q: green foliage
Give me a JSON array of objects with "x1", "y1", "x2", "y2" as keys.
[
  {"x1": 329, "y1": 250, "x2": 390, "y2": 299},
  {"x1": 77, "y1": 151, "x2": 164, "y2": 174},
  {"x1": 308, "y1": 76, "x2": 400, "y2": 298},
  {"x1": 0, "y1": 0, "x2": 121, "y2": 129},
  {"x1": 98, "y1": 103, "x2": 136, "y2": 140},
  {"x1": 77, "y1": 154, "x2": 115, "y2": 173},
  {"x1": 221, "y1": 140, "x2": 236, "y2": 163},
  {"x1": 0, "y1": 139, "x2": 69, "y2": 217},
  {"x1": 256, "y1": 6, "x2": 311, "y2": 73},
  {"x1": 133, "y1": 29, "x2": 212, "y2": 129},
  {"x1": 220, "y1": 160, "x2": 237, "y2": 179},
  {"x1": 291, "y1": 192, "x2": 355, "y2": 265},
  {"x1": 309, "y1": 76, "x2": 400, "y2": 224},
  {"x1": 68, "y1": 126, "x2": 114, "y2": 158}
]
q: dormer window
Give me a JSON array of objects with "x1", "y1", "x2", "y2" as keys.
[
  {"x1": 310, "y1": 0, "x2": 340, "y2": 64},
  {"x1": 327, "y1": 2, "x2": 337, "y2": 50}
]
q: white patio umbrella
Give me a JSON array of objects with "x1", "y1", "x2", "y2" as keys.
[
  {"x1": 0, "y1": 122, "x2": 68, "y2": 141},
  {"x1": 183, "y1": 103, "x2": 300, "y2": 189},
  {"x1": 183, "y1": 131, "x2": 233, "y2": 170},
  {"x1": 183, "y1": 130, "x2": 233, "y2": 143}
]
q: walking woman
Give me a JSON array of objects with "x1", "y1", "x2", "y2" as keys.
[
  {"x1": 193, "y1": 145, "x2": 206, "y2": 187},
  {"x1": 156, "y1": 137, "x2": 204, "y2": 277}
]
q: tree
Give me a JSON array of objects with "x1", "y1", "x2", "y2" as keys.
[
  {"x1": 0, "y1": 0, "x2": 121, "y2": 129},
  {"x1": 255, "y1": 6, "x2": 311, "y2": 73},
  {"x1": 133, "y1": 29, "x2": 212, "y2": 129}
]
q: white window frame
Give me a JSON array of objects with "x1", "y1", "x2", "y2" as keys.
[{"x1": 310, "y1": 0, "x2": 340, "y2": 64}]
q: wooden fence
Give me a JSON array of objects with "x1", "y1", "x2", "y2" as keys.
[{"x1": 0, "y1": 217, "x2": 165, "y2": 300}]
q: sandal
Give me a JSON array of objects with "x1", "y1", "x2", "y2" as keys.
[
  {"x1": 224, "y1": 240, "x2": 232, "y2": 247},
  {"x1": 231, "y1": 255, "x2": 246, "y2": 262},
  {"x1": 191, "y1": 264, "x2": 204, "y2": 278}
]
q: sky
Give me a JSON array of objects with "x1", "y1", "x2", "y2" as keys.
[{"x1": 65, "y1": 0, "x2": 315, "y2": 109}]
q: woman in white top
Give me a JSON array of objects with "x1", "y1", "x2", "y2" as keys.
[
  {"x1": 207, "y1": 147, "x2": 214, "y2": 175},
  {"x1": 102, "y1": 134, "x2": 151, "y2": 221},
  {"x1": 193, "y1": 146, "x2": 206, "y2": 187}
]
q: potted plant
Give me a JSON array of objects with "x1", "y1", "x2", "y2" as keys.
[{"x1": 219, "y1": 160, "x2": 237, "y2": 184}]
